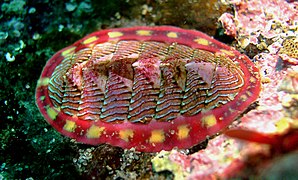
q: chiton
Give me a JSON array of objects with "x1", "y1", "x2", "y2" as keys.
[{"x1": 36, "y1": 26, "x2": 261, "y2": 152}]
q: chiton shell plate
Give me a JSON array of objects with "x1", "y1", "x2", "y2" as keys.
[{"x1": 36, "y1": 26, "x2": 261, "y2": 152}]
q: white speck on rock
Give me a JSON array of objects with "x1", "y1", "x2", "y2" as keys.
[{"x1": 5, "y1": 52, "x2": 15, "y2": 62}]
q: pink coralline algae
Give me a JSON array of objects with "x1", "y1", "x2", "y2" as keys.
[{"x1": 219, "y1": 0, "x2": 298, "y2": 46}]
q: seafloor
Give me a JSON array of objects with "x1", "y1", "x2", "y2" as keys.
[{"x1": 1, "y1": 0, "x2": 297, "y2": 179}]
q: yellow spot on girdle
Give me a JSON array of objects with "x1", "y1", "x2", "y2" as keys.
[
  {"x1": 40, "y1": 96, "x2": 45, "y2": 101},
  {"x1": 275, "y1": 118, "x2": 291, "y2": 134},
  {"x1": 246, "y1": 91, "x2": 252, "y2": 97},
  {"x1": 108, "y1": 31, "x2": 123, "y2": 38},
  {"x1": 177, "y1": 125, "x2": 190, "y2": 140},
  {"x1": 119, "y1": 129, "x2": 134, "y2": 142},
  {"x1": 46, "y1": 107, "x2": 59, "y2": 120},
  {"x1": 63, "y1": 120, "x2": 77, "y2": 132},
  {"x1": 194, "y1": 38, "x2": 209, "y2": 46},
  {"x1": 37, "y1": 78, "x2": 50, "y2": 87},
  {"x1": 136, "y1": 30, "x2": 152, "y2": 36},
  {"x1": 149, "y1": 130, "x2": 165, "y2": 143},
  {"x1": 220, "y1": 49, "x2": 235, "y2": 57},
  {"x1": 202, "y1": 114, "x2": 217, "y2": 128},
  {"x1": 86, "y1": 125, "x2": 105, "y2": 138},
  {"x1": 167, "y1": 32, "x2": 178, "y2": 38},
  {"x1": 83, "y1": 36, "x2": 98, "y2": 44},
  {"x1": 250, "y1": 77, "x2": 257, "y2": 83},
  {"x1": 61, "y1": 46, "x2": 76, "y2": 57},
  {"x1": 240, "y1": 94, "x2": 248, "y2": 102}
]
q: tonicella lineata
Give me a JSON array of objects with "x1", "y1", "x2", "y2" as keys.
[{"x1": 35, "y1": 26, "x2": 261, "y2": 152}]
